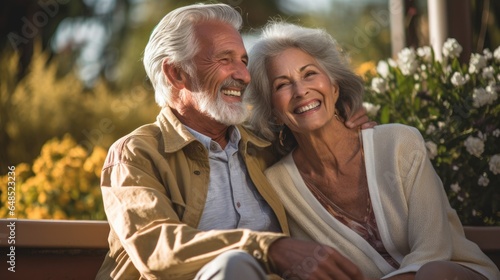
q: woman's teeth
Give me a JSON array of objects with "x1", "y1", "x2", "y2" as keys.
[{"x1": 295, "y1": 101, "x2": 320, "y2": 113}]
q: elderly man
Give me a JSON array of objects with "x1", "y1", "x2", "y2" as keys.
[{"x1": 96, "y1": 3, "x2": 373, "y2": 280}]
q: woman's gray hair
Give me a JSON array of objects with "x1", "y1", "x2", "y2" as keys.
[
  {"x1": 245, "y1": 21, "x2": 364, "y2": 154},
  {"x1": 143, "y1": 3, "x2": 242, "y2": 107}
]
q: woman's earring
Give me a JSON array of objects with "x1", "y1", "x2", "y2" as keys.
[
  {"x1": 334, "y1": 109, "x2": 341, "y2": 121},
  {"x1": 279, "y1": 127, "x2": 286, "y2": 147}
]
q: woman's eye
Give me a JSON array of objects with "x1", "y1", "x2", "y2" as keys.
[
  {"x1": 305, "y1": 71, "x2": 316, "y2": 77},
  {"x1": 275, "y1": 82, "x2": 288, "y2": 90}
]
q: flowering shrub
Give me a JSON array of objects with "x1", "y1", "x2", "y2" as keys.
[
  {"x1": 363, "y1": 39, "x2": 500, "y2": 226},
  {"x1": 0, "y1": 134, "x2": 107, "y2": 220}
]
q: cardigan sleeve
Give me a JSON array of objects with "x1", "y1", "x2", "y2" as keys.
[{"x1": 384, "y1": 125, "x2": 500, "y2": 279}]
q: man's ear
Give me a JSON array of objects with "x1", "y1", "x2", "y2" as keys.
[{"x1": 162, "y1": 58, "x2": 187, "y2": 90}]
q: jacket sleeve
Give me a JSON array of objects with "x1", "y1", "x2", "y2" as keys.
[
  {"x1": 385, "y1": 125, "x2": 499, "y2": 279},
  {"x1": 101, "y1": 137, "x2": 285, "y2": 279}
]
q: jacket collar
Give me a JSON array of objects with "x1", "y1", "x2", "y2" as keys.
[{"x1": 156, "y1": 106, "x2": 271, "y2": 153}]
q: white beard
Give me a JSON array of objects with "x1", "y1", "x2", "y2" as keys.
[{"x1": 191, "y1": 78, "x2": 249, "y2": 126}]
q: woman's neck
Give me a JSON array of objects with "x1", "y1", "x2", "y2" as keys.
[{"x1": 292, "y1": 121, "x2": 362, "y2": 177}]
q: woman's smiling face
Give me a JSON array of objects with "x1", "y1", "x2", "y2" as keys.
[{"x1": 267, "y1": 47, "x2": 339, "y2": 134}]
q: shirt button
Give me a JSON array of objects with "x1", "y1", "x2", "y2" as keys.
[
  {"x1": 253, "y1": 250, "x2": 263, "y2": 260},
  {"x1": 236, "y1": 202, "x2": 241, "y2": 208},
  {"x1": 194, "y1": 170, "x2": 201, "y2": 175}
]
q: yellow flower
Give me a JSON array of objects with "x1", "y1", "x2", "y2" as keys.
[
  {"x1": 355, "y1": 61, "x2": 377, "y2": 77},
  {"x1": 52, "y1": 209, "x2": 67, "y2": 220},
  {"x1": 38, "y1": 192, "x2": 47, "y2": 204}
]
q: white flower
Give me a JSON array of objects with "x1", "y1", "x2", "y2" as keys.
[
  {"x1": 362, "y1": 102, "x2": 380, "y2": 117},
  {"x1": 417, "y1": 46, "x2": 432, "y2": 62},
  {"x1": 478, "y1": 174, "x2": 489, "y2": 187},
  {"x1": 482, "y1": 66, "x2": 495, "y2": 80},
  {"x1": 388, "y1": 58, "x2": 397, "y2": 68},
  {"x1": 493, "y1": 129, "x2": 500, "y2": 137},
  {"x1": 443, "y1": 65, "x2": 453, "y2": 77},
  {"x1": 486, "y1": 85, "x2": 498, "y2": 104},
  {"x1": 442, "y1": 38, "x2": 463, "y2": 58},
  {"x1": 472, "y1": 87, "x2": 498, "y2": 108},
  {"x1": 426, "y1": 124, "x2": 437, "y2": 134},
  {"x1": 464, "y1": 136, "x2": 484, "y2": 157},
  {"x1": 494, "y1": 46, "x2": 500, "y2": 62},
  {"x1": 425, "y1": 141, "x2": 438, "y2": 160},
  {"x1": 450, "y1": 72, "x2": 467, "y2": 86},
  {"x1": 469, "y1": 53, "x2": 487, "y2": 74},
  {"x1": 483, "y1": 48, "x2": 493, "y2": 60},
  {"x1": 489, "y1": 154, "x2": 500, "y2": 175},
  {"x1": 371, "y1": 77, "x2": 388, "y2": 94},
  {"x1": 397, "y1": 48, "x2": 418, "y2": 76},
  {"x1": 376, "y1": 61, "x2": 390, "y2": 78},
  {"x1": 450, "y1": 183, "x2": 461, "y2": 193}
]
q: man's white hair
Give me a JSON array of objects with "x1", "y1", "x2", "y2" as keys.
[{"x1": 143, "y1": 3, "x2": 243, "y2": 107}]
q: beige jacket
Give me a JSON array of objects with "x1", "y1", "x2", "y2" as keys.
[
  {"x1": 96, "y1": 107, "x2": 288, "y2": 280},
  {"x1": 266, "y1": 124, "x2": 500, "y2": 279}
]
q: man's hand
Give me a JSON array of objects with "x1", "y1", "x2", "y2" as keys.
[
  {"x1": 346, "y1": 106, "x2": 377, "y2": 129},
  {"x1": 268, "y1": 238, "x2": 366, "y2": 280}
]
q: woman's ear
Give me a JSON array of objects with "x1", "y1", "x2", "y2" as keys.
[
  {"x1": 162, "y1": 58, "x2": 187, "y2": 90},
  {"x1": 332, "y1": 83, "x2": 340, "y2": 96}
]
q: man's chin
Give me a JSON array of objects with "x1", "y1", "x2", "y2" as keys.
[{"x1": 210, "y1": 105, "x2": 249, "y2": 126}]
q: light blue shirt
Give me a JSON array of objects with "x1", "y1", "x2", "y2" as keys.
[{"x1": 185, "y1": 126, "x2": 280, "y2": 232}]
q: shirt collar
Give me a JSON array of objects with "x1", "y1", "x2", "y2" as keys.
[{"x1": 184, "y1": 125, "x2": 241, "y2": 152}]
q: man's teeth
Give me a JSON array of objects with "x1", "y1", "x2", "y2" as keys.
[
  {"x1": 295, "y1": 101, "x2": 320, "y2": 113},
  {"x1": 222, "y1": 90, "x2": 241, "y2": 97}
]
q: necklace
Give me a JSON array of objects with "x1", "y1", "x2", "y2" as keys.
[{"x1": 299, "y1": 128, "x2": 370, "y2": 222}]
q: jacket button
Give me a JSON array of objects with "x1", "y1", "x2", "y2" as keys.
[
  {"x1": 194, "y1": 170, "x2": 201, "y2": 175},
  {"x1": 253, "y1": 250, "x2": 263, "y2": 260}
]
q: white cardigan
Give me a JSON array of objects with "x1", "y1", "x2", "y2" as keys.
[{"x1": 265, "y1": 124, "x2": 500, "y2": 279}]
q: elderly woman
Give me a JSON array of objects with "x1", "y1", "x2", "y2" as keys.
[{"x1": 245, "y1": 22, "x2": 500, "y2": 280}]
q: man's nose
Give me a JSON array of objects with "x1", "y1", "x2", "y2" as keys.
[{"x1": 232, "y1": 62, "x2": 251, "y2": 84}]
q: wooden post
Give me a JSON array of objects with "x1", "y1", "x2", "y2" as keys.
[
  {"x1": 447, "y1": 0, "x2": 472, "y2": 63},
  {"x1": 390, "y1": 0, "x2": 406, "y2": 58},
  {"x1": 428, "y1": 0, "x2": 448, "y2": 60}
]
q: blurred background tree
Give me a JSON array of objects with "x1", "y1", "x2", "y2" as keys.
[{"x1": 0, "y1": 0, "x2": 498, "y2": 220}]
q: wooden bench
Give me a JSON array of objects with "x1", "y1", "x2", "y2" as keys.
[
  {"x1": 0, "y1": 219, "x2": 109, "y2": 280},
  {"x1": 0, "y1": 219, "x2": 498, "y2": 279}
]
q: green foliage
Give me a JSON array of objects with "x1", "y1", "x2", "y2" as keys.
[
  {"x1": 0, "y1": 43, "x2": 159, "y2": 220},
  {"x1": 1, "y1": 42, "x2": 159, "y2": 172},
  {"x1": 363, "y1": 41, "x2": 500, "y2": 226}
]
